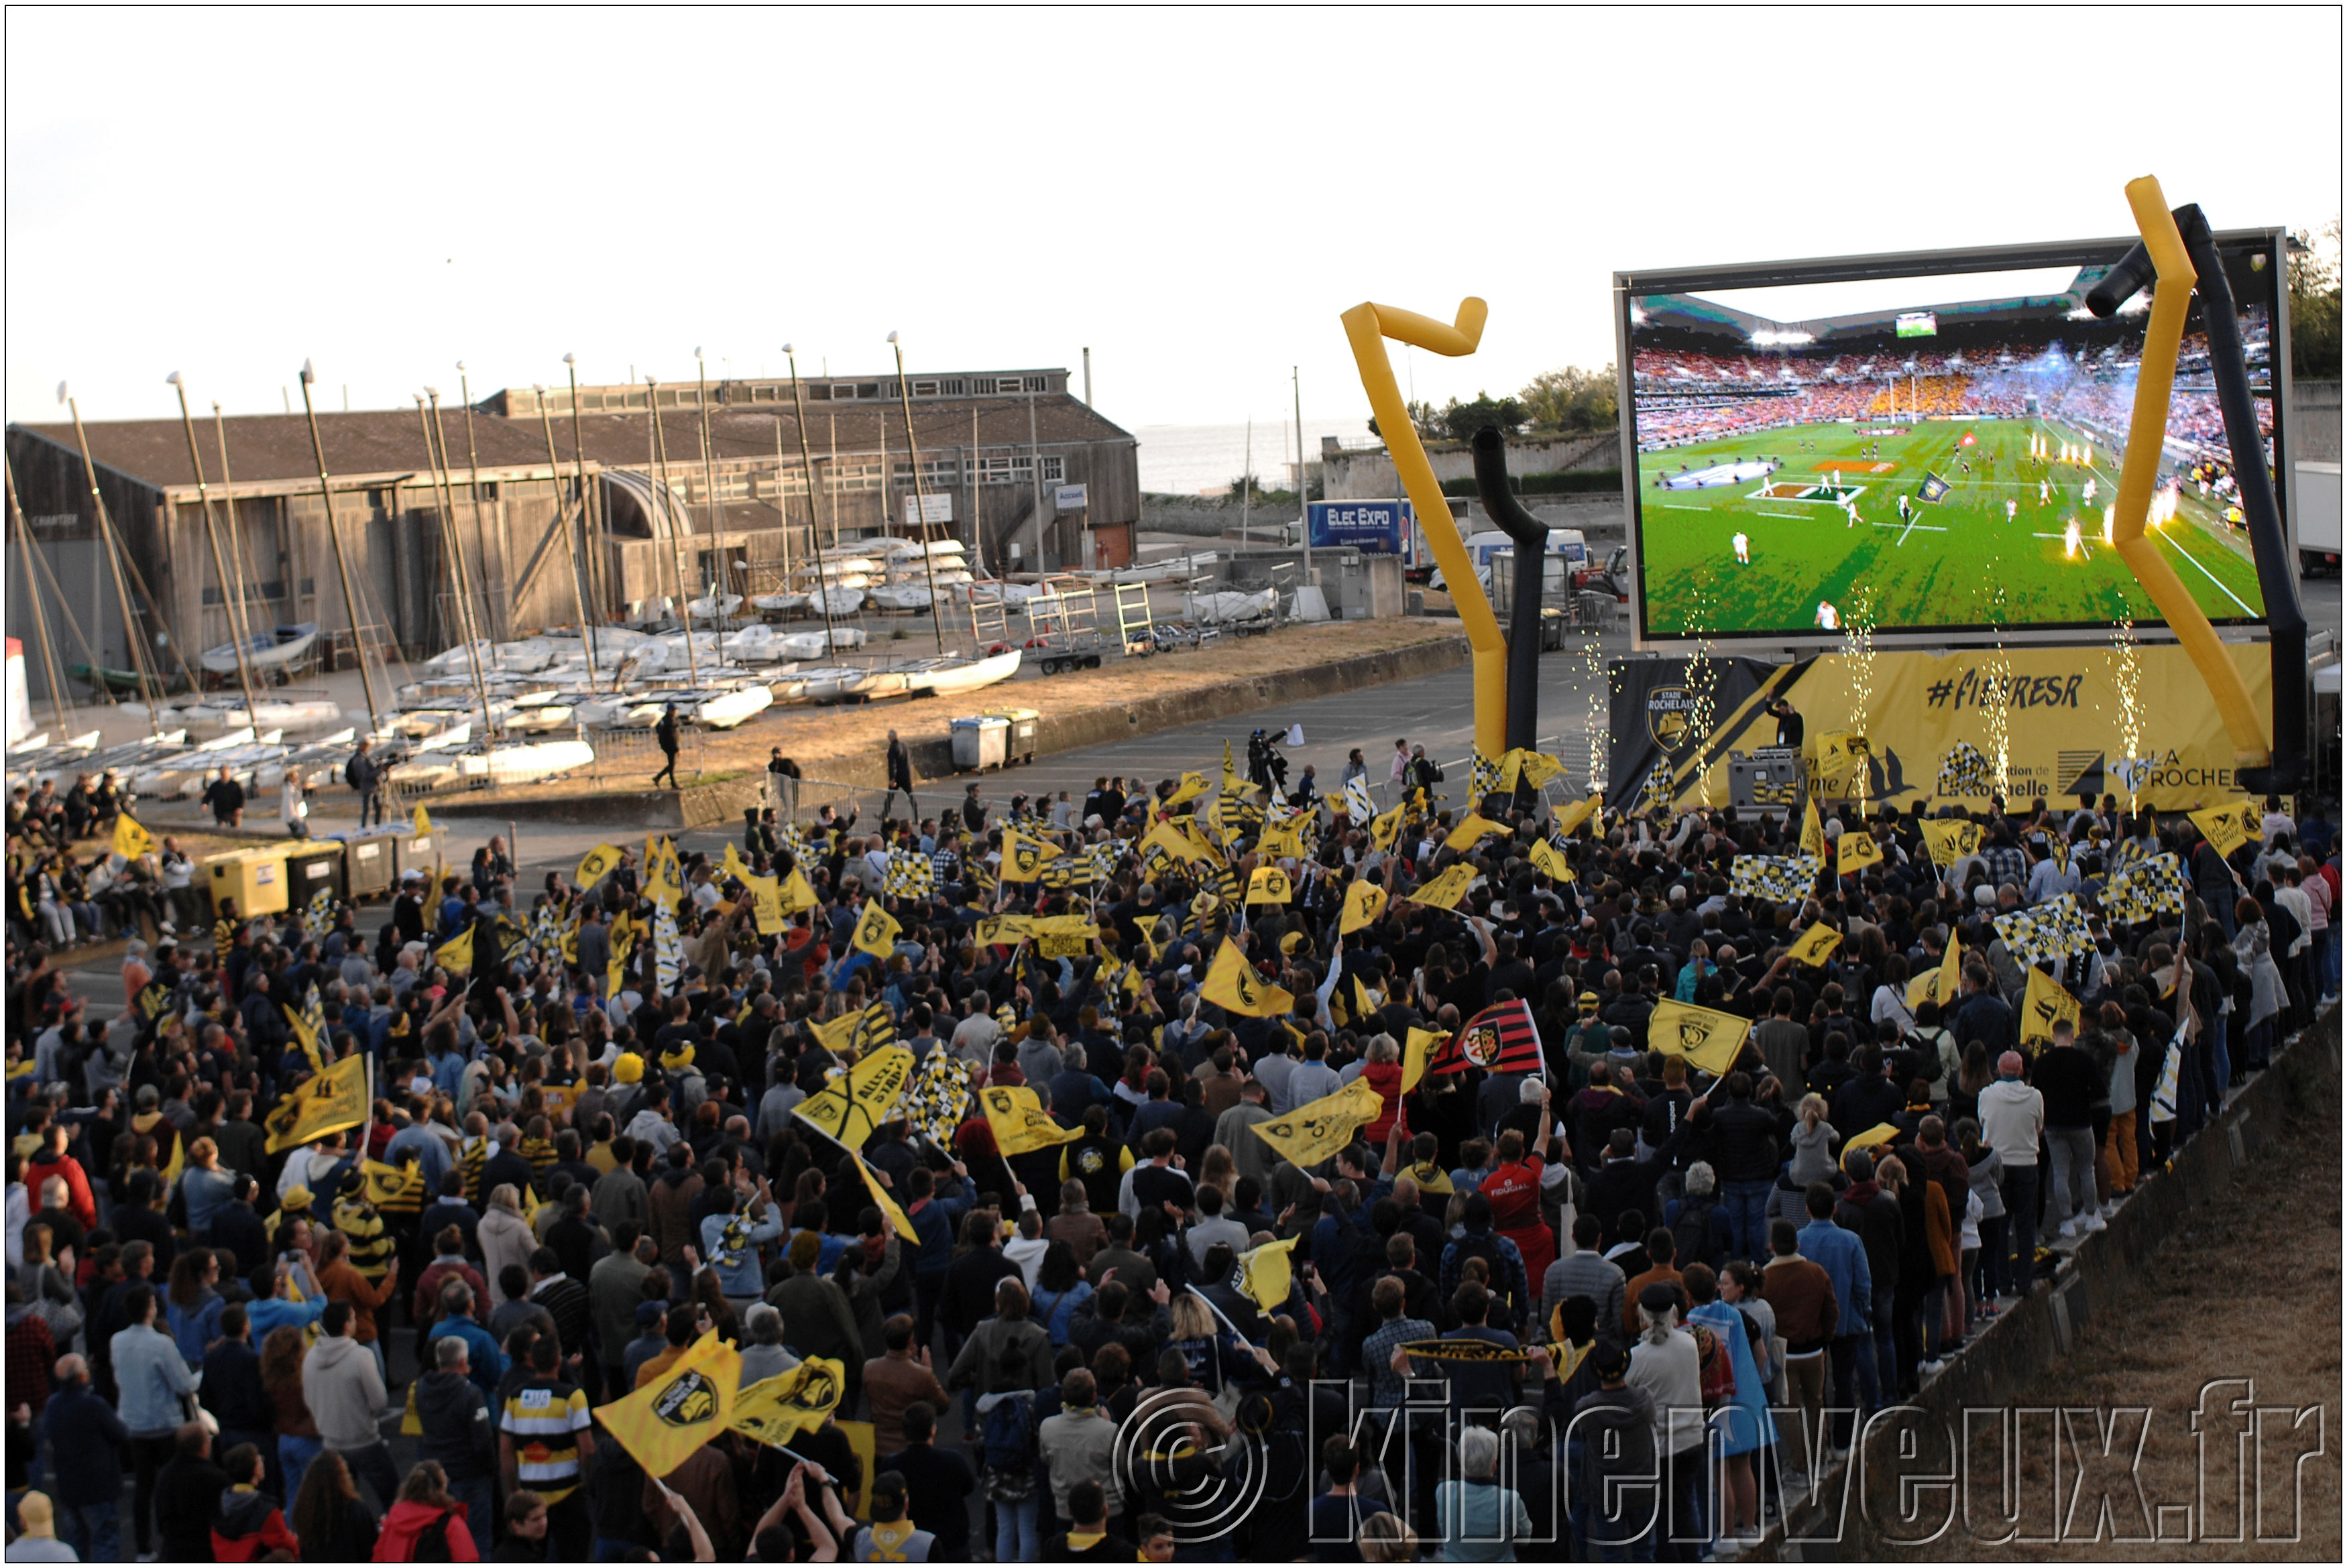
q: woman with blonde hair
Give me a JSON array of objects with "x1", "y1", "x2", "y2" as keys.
[
  {"x1": 1788, "y1": 1094, "x2": 1839, "y2": 1187},
  {"x1": 1357, "y1": 1510, "x2": 1420, "y2": 1563},
  {"x1": 1194, "y1": 1144, "x2": 1237, "y2": 1211},
  {"x1": 475, "y1": 1184, "x2": 536, "y2": 1307}
]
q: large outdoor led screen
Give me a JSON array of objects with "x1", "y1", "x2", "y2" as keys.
[{"x1": 1617, "y1": 232, "x2": 2289, "y2": 643}]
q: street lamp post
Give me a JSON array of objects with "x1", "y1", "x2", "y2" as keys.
[{"x1": 888, "y1": 333, "x2": 948, "y2": 654}]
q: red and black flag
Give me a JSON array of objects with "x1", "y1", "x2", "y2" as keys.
[{"x1": 1425, "y1": 998, "x2": 1543, "y2": 1077}]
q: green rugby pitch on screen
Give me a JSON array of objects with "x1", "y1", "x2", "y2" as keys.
[{"x1": 1635, "y1": 416, "x2": 2265, "y2": 638}]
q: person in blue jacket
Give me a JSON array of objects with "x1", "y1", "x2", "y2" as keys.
[{"x1": 1795, "y1": 1182, "x2": 1873, "y2": 1449}]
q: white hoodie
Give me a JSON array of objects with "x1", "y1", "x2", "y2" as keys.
[
  {"x1": 1977, "y1": 1078, "x2": 2045, "y2": 1169},
  {"x1": 304, "y1": 1331, "x2": 388, "y2": 1451}
]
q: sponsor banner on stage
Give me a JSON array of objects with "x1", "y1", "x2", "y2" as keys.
[{"x1": 1607, "y1": 641, "x2": 2268, "y2": 815}]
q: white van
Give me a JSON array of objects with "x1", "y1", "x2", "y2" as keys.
[{"x1": 1429, "y1": 528, "x2": 1588, "y2": 594}]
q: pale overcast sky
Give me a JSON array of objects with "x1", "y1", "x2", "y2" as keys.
[{"x1": 7, "y1": 7, "x2": 2339, "y2": 432}]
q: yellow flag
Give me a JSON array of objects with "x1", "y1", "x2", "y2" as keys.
[
  {"x1": 846, "y1": 1145, "x2": 915, "y2": 1239},
  {"x1": 595, "y1": 1329, "x2": 741, "y2": 1480},
  {"x1": 2020, "y1": 966, "x2": 2083, "y2": 1048},
  {"x1": 2187, "y1": 800, "x2": 2259, "y2": 860},
  {"x1": 743, "y1": 874, "x2": 788, "y2": 934},
  {"x1": 264, "y1": 1053, "x2": 368, "y2": 1154},
  {"x1": 1035, "y1": 915, "x2": 1100, "y2": 959},
  {"x1": 972, "y1": 914, "x2": 1033, "y2": 948},
  {"x1": 1648, "y1": 1000, "x2": 1750, "y2": 1077},
  {"x1": 1141, "y1": 821, "x2": 1200, "y2": 867},
  {"x1": 720, "y1": 841, "x2": 752, "y2": 886},
  {"x1": 1257, "y1": 818, "x2": 1311, "y2": 861},
  {"x1": 281, "y1": 1001, "x2": 327, "y2": 1077},
  {"x1": 1201, "y1": 938, "x2": 1293, "y2": 1019},
  {"x1": 608, "y1": 921, "x2": 636, "y2": 996},
  {"x1": 359, "y1": 1158, "x2": 428, "y2": 1210},
  {"x1": 1788, "y1": 922, "x2": 1842, "y2": 968},
  {"x1": 809, "y1": 1004, "x2": 892, "y2": 1058},
  {"x1": 160, "y1": 1123, "x2": 186, "y2": 1191},
  {"x1": 575, "y1": 843, "x2": 624, "y2": 891},
  {"x1": 1245, "y1": 865, "x2": 1294, "y2": 904},
  {"x1": 1000, "y1": 831, "x2": 1060, "y2": 882},
  {"x1": 980, "y1": 1083, "x2": 1084, "y2": 1155},
  {"x1": 1836, "y1": 831, "x2": 1884, "y2": 872},
  {"x1": 1340, "y1": 880, "x2": 1387, "y2": 934},
  {"x1": 111, "y1": 812, "x2": 154, "y2": 860},
  {"x1": 1800, "y1": 796, "x2": 1825, "y2": 858},
  {"x1": 792, "y1": 1044, "x2": 915, "y2": 1148},
  {"x1": 1406, "y1": 862, "x2": 1477, "y2": 911},
  {"x1": 1843, "y1": 1122, "x2": 1899, "y2": 1154},
  {"x1": 1220, "y1": 739, "x2": 1247, "y2": 798},
  {"x1": 412, "y1": 803, "x2": 433, "y2": 836},
  {"x1": 1528, "y1": 839, "x2": 1575, "y2": 884},
  {"x1": 1499, "y1": 749, "x2": 1566, "y2": 792},
  {"x1": 1403, "y1": 1026, "x2": 1446, "y2": 1093},
  {"x1": 1814, "y1": 730, "x2": 1860, "y2": 788},
  {"x1": 1250, "y1": 1078, "x2": 1385, "y2": 1170},
  {"x1": 435, "y1": 924, "x2": 474, "y2": 972},
  {"x1": 851, "y1": 900, "x2": 901, "y2": 960},
  {"x1": 1444, "y1": 814, "x2": 1506, "y2": 852},
  {"x1": 1237, "y1": 1234, "x2": 1302, "y2": 1313},
  {"x1": 642, "y1": 837, "x2": 684, "y2": 906},
  {"x1": 1906, "y1": 934, "x2": 1965, "y2": 1011},
  {"x1": 730, "y1": 1357, "x2": 848, "y2": 1449},
  {"x1": 1917, "y1": 818, "x2": 1984, "y2": 871},
  {"x1": 1554, "y1": 796, "x2": 1603, "y2": 839},
  {"x1": 777, "y1": 867, "x2": 817, "y2": 915},
  {"x1": 1167, "y1": 772, "x2": 1210, "y2": 807}
]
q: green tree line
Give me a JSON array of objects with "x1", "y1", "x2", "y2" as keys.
[{"x1": 1368, "y1": 364, "x2": 1619, "y2": 446}]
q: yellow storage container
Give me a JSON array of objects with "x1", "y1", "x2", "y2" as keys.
[{"x1": 206, "y1": 844, "x2": 294, "y2": 917}]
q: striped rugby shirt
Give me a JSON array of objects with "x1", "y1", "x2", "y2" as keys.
[{"x1": 500, "y1": 1375, "x2": 592, "y2": 1501}]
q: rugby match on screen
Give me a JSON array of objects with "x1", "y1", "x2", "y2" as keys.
[{"x1": 1628, "y1": 264, "x2": 2276, "y2": 639}]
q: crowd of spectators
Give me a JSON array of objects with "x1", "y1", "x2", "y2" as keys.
[{"x1": 5, "y1": 746, "x2": 2336, "y2": 1561}]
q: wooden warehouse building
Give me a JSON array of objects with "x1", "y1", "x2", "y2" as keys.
[{"x1": 5, "y1": 367, "x2": 1136, "y2": 694}]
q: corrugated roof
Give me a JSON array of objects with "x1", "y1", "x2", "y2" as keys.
[{"x1": 7, "y1": 392, "x2": 1134, "y2": 493}]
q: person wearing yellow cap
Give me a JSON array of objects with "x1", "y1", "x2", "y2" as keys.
[{"x1": 612, "y1": 1052, "x2": 644, "y2": 1085}]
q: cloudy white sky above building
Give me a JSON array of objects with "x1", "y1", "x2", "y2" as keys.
[{"x1": 7, "y1": 7, "x2": 2340, "y2": 431}]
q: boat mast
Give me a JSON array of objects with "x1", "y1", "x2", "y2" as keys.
[
  {"x1": 889, "y1": 335, "x2": 948, "y2": 654},
  {"x1": 418, "y1": 393, "x2": 498, "y2": 740},
  {"x1": 60, "y1": 385, "x2": 164, "y2": 733},
  {"x1": 454, "y1": 366, "x2": 503, "y2": 643},
  {"x1": 297, "y1": 361, "x2": 384, "y2": 733},
  {"x1": 168, "y1": 373, "x2": 265, "y2": 729},
  {"x1": 693, "y1": 351, "x2": 730, "y2": 665},
  {"x1": 533, "y1": 388, "x2": 600, "y2": 688},
  {"x1": 783, "y1": 347, "x2": 840, "y2": 656},
  {"x1": 646, "y1": 381, "x2": 701, "y2": 685},
  {"x1": 4, "y1": 455, "x2": 76, "y2": 729}
]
